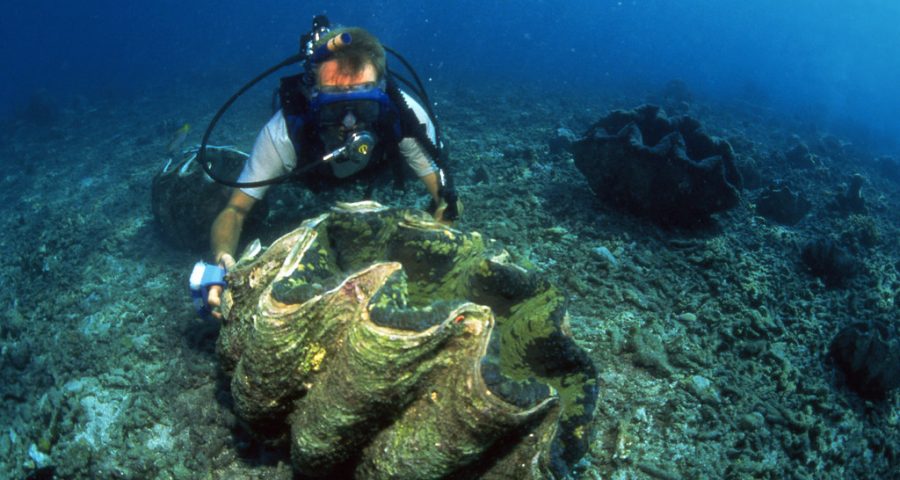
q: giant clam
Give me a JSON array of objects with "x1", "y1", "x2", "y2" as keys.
[
  {"x1": 572, "y1": 104, "x2": 742, "y2": 226},
  {"x1": 218, "y1": 202, "x2": 598, "y2": 479},
  {"x1": 151, "y1": 145, "x2": 268, "y2": 251}
]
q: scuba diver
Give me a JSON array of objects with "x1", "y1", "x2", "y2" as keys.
[{"x1": 191, "y1": 17, "x2": 461, "y2": 320}]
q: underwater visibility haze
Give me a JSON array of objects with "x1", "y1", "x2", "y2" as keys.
[
  {"x1": 4, "y1": 1, "x2": 900, "y2": 146},
  {"x1": 0, "y1": 0, "x2": 898, "y2": 479}
]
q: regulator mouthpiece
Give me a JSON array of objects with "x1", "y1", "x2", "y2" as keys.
[{"x1": 323, "y1": 130, "x2": 377, "y2": 166}]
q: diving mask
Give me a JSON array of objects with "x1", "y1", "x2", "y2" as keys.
[
  {"x1": 312, "y1": 82, "x2": 389, "y2": 176},
  {"x1": 309, "y1": 82, "x2": 391, "y2": 126}
]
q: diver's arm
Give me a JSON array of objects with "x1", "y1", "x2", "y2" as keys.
[
  {"x1": 421, "y1": 172, "x2": 441, "y2": 202},
  {"x1": 211, "y1": 189, "x2": 256, "y2": 266},
  {"x1": 420, "y1": 171, "x2": 462, "y2": 224},
  {"x1": 207, "y1": 190, "x2": 256, "y2": 318},
  {"x1": 211, "y1": 111, "x2": 292, "y2": 262},
  {"x1": 401, "y1": 138, "x2": 461, "y2": 223},
  {"x1": 395, "y1": 92, "x2": 458, "y2": 221},
  {"x1": 205, "y1": 112, "x2": 292, "y2": 319}
]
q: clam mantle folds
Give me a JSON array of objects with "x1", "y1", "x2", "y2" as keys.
[{"x1": 218, "y1": 202, "x2": 598, "y2": 479}]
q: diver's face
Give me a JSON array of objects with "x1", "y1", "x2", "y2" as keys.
[{"x1": 315, "y1": 60, "x2": 380, "y2": 147}]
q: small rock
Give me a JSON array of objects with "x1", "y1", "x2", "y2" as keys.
[
  {"x1": 592, "y1": 246, "x2": 618, "y2": 268},
  {"x1": 27, "y1": 443, "x2": 51, "y2": 468},
  {"x1": 738, "y1": 412, "x2": 766, "y2": 431},
  {"x1": 687, "y1": 375, "x2": 720, "y2": 403},
  {"x1": 691, "y1": 375, "x2": 711, "y2": 391}
]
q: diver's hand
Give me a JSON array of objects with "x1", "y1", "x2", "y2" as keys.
[
  {"x1": 433, "y1": 212, "x2": 450, "y2": 226},
  {"x1": 206, "y1": 254, "x2": 235, "y2": 320},
  {"x1": 207, "y1": 286, "x2": 224, "y2": 319},
  {"x1": 433, "y1": 198, "x2": 463, "y2": 226}
]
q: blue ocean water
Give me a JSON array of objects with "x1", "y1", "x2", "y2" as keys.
[{"x1": 2, "y1": 0, "x2": 899, "y2": 150}]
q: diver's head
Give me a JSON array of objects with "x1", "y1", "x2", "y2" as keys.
[
  {"x1": 309, "y1": 28, "x2": 389, "y2": 176},
  {"x1": 314, "y1": 27, "x2": 386, "y2": 86}
]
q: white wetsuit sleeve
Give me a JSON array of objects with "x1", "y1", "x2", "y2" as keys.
[
  {"x1": 237, "y1": 110, "x2": 298, "y2": 200},
  {"x1": 398, "y1": 91, "x2": 439, "y2": 178}
]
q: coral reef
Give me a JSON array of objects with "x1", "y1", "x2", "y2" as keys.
[
  {"x1": 830, "y1": 321, "x2": 900, "y2": 400},
  {"x1": 571, "y1": 104, "x2": 742, "y2": 226},
  {"x1": 217, "y1": 202, "x2": 598, "y2": 479},
  {"x1": 754, "y1": 183, "x2": 812, "y2": 225},
  {"x1": 150, "y1": 146, "x2": 268, "y2": 251},
  {"x1": 840, "y1": 214, "x2": 881, "y2": 249},
  {"x1": 3, "y1": 80, "x2": 898, "y2": 480}
]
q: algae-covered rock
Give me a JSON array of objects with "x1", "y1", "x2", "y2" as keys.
[{"x1": 218, "y1": 202, "x2": 598, "y2": 479}]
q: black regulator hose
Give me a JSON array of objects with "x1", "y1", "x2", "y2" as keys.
[
  {"x1": 197, "y1": 43, "x2": 447, "y2": 190},
  {"x1": 383, "y1": 46, "x2": 444, "y2": 146},
  {"x1": 196, "y1": 53, "x2": 307, "y2": 188}
]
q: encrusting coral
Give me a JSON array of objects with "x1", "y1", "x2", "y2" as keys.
[{"x1": 217, "y1": 202, "x2": 598, "y2": 479}]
